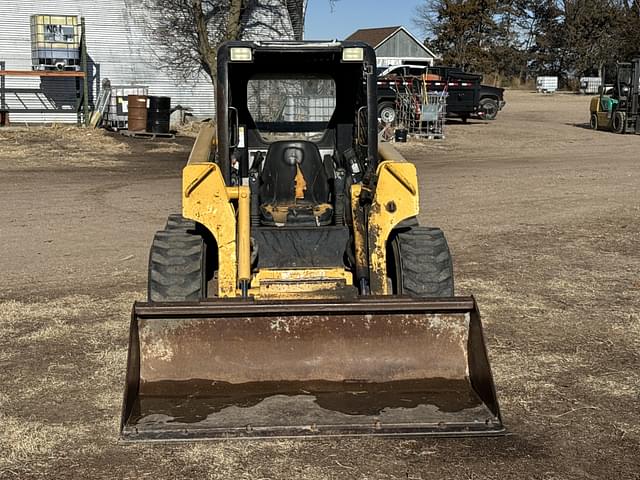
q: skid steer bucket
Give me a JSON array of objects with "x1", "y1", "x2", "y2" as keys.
[{"x1": 121, "y1": 297, "x2": 503, "y2": 441}]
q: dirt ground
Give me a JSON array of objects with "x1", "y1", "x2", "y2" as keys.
[{"x1": 1, "y1": 91, "x2": 639, "y2": 479}]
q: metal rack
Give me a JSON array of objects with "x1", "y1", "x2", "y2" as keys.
[
  {"x1": 104, "y1": 84, "x2": 149, "y2": 130},
  {"x1": 0, "y1": 18, "x2": 89, "y2": 125},
  {"x1": 394, "y1": 78, "x2": 448, "y2": 140}
]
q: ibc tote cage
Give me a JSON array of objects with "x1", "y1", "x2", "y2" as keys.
[
  {"x1": 30, "y1": 15, "x2": 81, "y2": 71},
  {"x1": 394, "y1": 77, "x2": 448, "y2": 140}
]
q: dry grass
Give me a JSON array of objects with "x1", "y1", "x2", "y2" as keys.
[
  {"x1": 1, "y1": 91, "x2": 640, "y2": 479},
  {"x1": 174, "y1": 119, "x2": 207, "y2": 138},
  {"x1": 0, "y1": 292, "x2": 138, "y2": 478},
  {"x1": 0, "y1": 415, "x2": 71, "y2": 470},
  {"x1": 0, "y1": 126, "x2": 130, "y2": 170},
  {"x1": 145, "y1": 142, "x2": 189, "y2": 154}
]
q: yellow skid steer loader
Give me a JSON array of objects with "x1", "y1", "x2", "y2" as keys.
[{"x1": 120, "y1": 41, "x2": 503, "y2": 441}]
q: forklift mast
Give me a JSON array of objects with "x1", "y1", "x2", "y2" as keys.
[
  {"x1": 615, "y1": 58, "x2": 640, "y2": 115},
  {"x1": 631, "y1": 58, "x2": 640, "y2": 116}
]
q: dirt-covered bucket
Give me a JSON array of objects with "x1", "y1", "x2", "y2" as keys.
[{"x1": 121, "y1": 297, "x2": 503, "y2": 441}]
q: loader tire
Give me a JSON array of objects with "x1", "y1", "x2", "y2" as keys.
[
  {"x1": 165, "y1": 213, "x2": 196, "y2": 231},
  {"x1": 148, "y1": 229, "x2": 206, "y2": 302},
  {"x1": 390, "y1": 226, "x2": 454, "y2": 297}
]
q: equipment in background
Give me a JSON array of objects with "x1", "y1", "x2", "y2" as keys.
[
  {"x1": 589, "y1": 58, "x2": 640, "y2": 134},
  {"x1": 536, "y1": 76, "x2": 558, "y2": 94},
  {"x1": 104, "y1": 85, "x2": 149, "y2": 131},
  {"x1": 147, "y1": 96, "x2": 171, "y2": 134},
  {"x1": 30, "y1": 15, "x2": 80, "y2": 71},
  {"x1": 120, "y1": 41, "x2": 504, "y2": 441},
  {"x1": 377, "y1": 64, "x2": 505, "y2": 123},
  {"x1": 580, "y1": 77, "x2": 602, "y2": 95},
  {"x1": 3, "y1": 18, "x2": 89, "y2": 125},
  {"x1": 127, "y1": 95, "x2": 148, "y2": 132},
  {"x1": 394, "y1": 74, "x2": 448, "y2": 140},
  {"x1": 93, "y1": 83, "x2": 175, "y2": 138},
  {"x1": 89, "y1": 79, "x2": 112, "y2": 128}
]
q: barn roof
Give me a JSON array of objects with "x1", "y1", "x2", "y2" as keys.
[{"x1": 345, "y1": 26, "x2": 401, "y2": 47}]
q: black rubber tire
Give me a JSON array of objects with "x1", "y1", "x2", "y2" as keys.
[
  {"x1": 165, "y1": 213, "x2": 196, "y2": 231},
  {"x1": 479, "y1": 98, "x2": 499, "y2": 120},
  {"x1": 148, "y1": 229, "x2": 206, "y2": 301},
  {"x1": 590, "y1": 113, "x2": 598, "y2": 130},
  {"x1": 378, "y1": 102, "x2": 397, "y2": 124},
  {"x1": 389, "y1": 226, "x2": 454, "y2": 297},
  {"x1": 613, "y1": 111, "x2": 626, "y2": 134}
]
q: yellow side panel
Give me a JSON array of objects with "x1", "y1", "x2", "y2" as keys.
[
  {"x1": 182, "y1": 163, "x2": 238, "y2": 298},
  {"x1": 368, "y1": 161, "x2": 420, "y2": 294}
]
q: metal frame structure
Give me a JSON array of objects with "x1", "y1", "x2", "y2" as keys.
[
  {"x1": 394, "y1": 78, "x2": 447, "y2": 140},
  {"x1": 590, "y1": 58, "x2": 640, "y2": 134},
  {"x1": 0, "y1": 18, "x2": 88, "y2": 125}
]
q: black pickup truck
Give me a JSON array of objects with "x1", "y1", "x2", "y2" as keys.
[{"x1": 376, "y1": 64, "x2": 506, "y2": 123}]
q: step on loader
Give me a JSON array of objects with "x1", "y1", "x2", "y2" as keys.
[{"x1": 120, "y1": 41, "x2": 504, "y2": 441}]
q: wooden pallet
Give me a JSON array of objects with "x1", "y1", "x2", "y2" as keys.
[{"x1": 120, "y1": 130, "x2": 175, "y2": 139}]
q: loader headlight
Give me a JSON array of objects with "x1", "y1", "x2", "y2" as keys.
[
  {"x1": 230, "y1": 47, "x2": 253, "y2": 62},
  {"x1": 342, "y1": 47, "x2": 364, "y2": 62}
]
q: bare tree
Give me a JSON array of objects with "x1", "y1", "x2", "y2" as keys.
[{"x1": 142, "y1": 0, "x2": 306, "y2": 89}]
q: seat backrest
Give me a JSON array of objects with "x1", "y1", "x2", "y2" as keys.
[{"x1": 259, "y1": 141, "x2": 330, "y2": 205}]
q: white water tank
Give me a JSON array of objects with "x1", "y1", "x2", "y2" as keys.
[
  {"x1": 536, "y1": 76, "x2": 558, "y2": 93},
  {"x1": 580, "y1": 77, "x2": 602, "y2": 94},
  {"x1": 30, "y1": 15, "x2": 80, "y2": 71}
]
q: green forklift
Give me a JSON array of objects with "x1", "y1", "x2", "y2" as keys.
[{"x1": 590, "y1": 58, "x2": 640, "y2": 134}]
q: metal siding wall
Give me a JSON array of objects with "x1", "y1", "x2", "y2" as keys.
[
  {"x1": 375, "y1": 30, "x2": 431, "y2": 60},
  {"x1": 0, "y1": 0, "x2": 215, "y2": 123}
]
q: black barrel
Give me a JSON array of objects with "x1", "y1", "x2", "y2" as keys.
[
  {"x1": 147, "y1": 96, "x2": 171, "y2": 134},
  {"x1": 394, "y1": 128, "x2": 408, "y2": 142}
]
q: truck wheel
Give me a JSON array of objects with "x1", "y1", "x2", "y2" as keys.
[
  {"x1": 479, "y1": 98, "x2": 499, "y2": 120},
  {"x1": 590, "y1": 113, "x2": 598, "y2": 130},
  {"x1": 388, "y1": 226, "x2": 454, "y2": 297},
  {"x1": 378, "y1": 102, "x2": 396, "y2": 124},
  {"x1": 612, "y1": 111, "x2": 626, "y2": 134},
  {"x1": 148, "y1": 229, "x2": 206, "y2": 301}
]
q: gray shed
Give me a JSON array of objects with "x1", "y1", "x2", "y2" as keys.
[{"x1": 345, "y1": 26, "x2": 437, "y2": 68}]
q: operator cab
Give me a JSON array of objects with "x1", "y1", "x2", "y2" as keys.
[{"x1": 217, "y1": 41, "x2": 377, "y2": 229}]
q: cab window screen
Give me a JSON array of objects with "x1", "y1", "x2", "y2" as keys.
[{"x1": 247, "y1": 75, "x2": 336, "y2": 142}]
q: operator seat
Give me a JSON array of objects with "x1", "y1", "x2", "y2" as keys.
[{"x1": 258, "y1": 141, "x2": 333, "y2": 226}]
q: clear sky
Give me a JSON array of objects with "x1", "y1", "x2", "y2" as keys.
[{"x1": 304, "y1": 0, "x2": 425, "y2": 41}]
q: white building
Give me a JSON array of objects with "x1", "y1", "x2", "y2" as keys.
[{"x1": 0, "y1": 0, "x2": 305, "y2": 123}]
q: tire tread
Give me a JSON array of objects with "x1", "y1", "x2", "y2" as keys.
[
  {"x1": 395, "y1": 226, "x2": 454, "y2": 298},
  {"x1": 148, "y1": 224, "x2": 205, "y2": 302}
]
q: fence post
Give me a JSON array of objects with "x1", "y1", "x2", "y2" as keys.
[{"x1": 81, "y1": 17, "x2": 89, "y2": 126}]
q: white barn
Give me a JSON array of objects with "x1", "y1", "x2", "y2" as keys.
[{"x1": 0, "y1": 0, "x2": 306, "y2": 124}]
